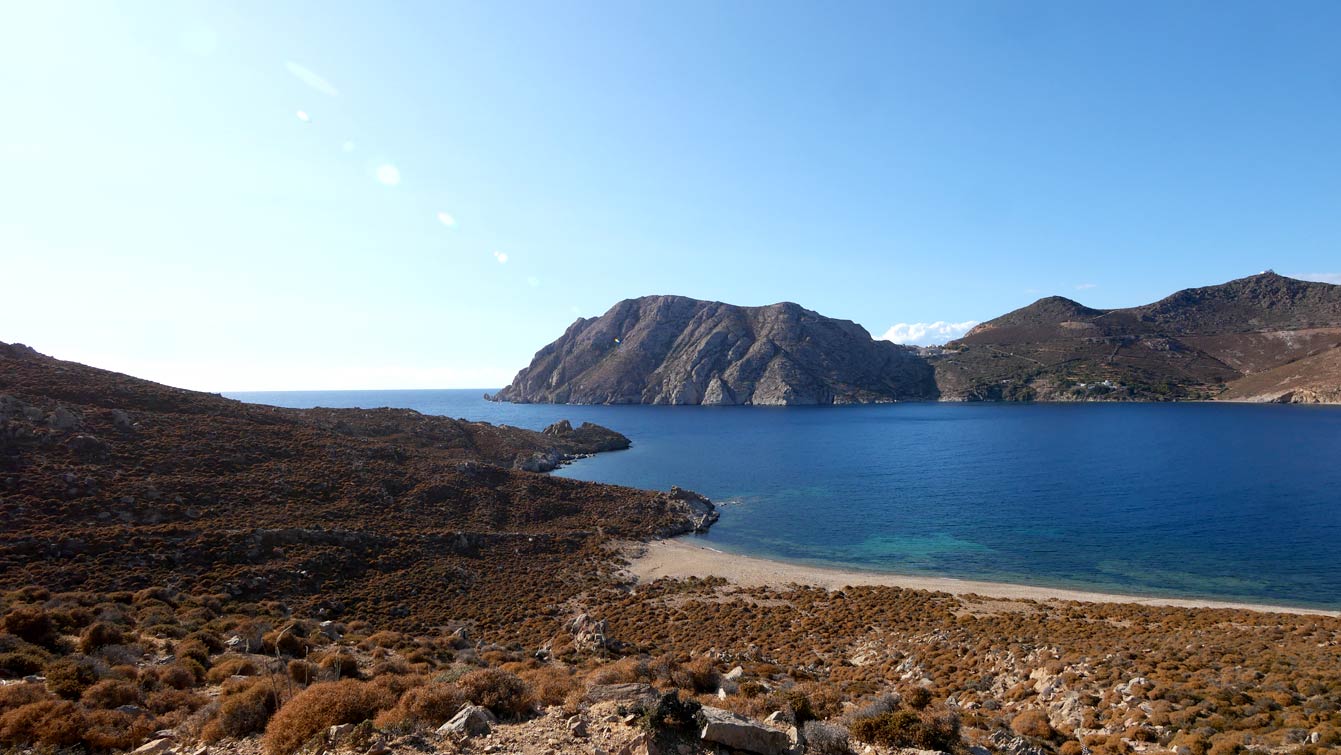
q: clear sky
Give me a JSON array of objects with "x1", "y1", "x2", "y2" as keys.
[{"x1": 3, "y1": 1, "x2": 1340, "y2": 390}]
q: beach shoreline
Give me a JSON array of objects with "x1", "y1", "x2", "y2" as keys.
[{"x1": 624, "y1": 537, "x2": 1341, "y2": 617}]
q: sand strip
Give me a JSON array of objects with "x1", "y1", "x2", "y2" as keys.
[{"x1": 625, "y1": 538, "x2": 1340, "y2": 617}]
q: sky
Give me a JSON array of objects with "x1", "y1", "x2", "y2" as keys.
[{"x1": 3, "y1": 1, "x2": 1340, "y2": 390}]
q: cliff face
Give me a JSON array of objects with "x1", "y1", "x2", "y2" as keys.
[
  {"x1": 933, "y1": 273, "x2": 1341, "y2": 402},
  {"x1": 490, "y1": 296, "x2": 938, "y2": 405}
]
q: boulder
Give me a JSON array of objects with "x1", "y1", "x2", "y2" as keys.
[
  {"x1": 437, "y1": 704, "x2": 496, "y2": 738},
  {"x1": 698, "y1": 706, "x2": 791, "y2": 755}
]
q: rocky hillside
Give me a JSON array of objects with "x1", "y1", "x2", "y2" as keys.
[
  {"x1": 933, "y1": 273, "x2": 1341, "y2": 402},
  {"x1": 490, "y1": 296, "x2": 937, "y2": 405},
  {"x1": 0, "y1": 341, "x2": 713, "y2": 634}
]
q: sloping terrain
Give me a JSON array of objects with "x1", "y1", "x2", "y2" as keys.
[
  {"x1": 0, "y1": 341, "x2": 711, "y2": 636},
  {"x1": 490, "y1": 295, "x2": 937, "y2": 405},
  {"x1": 1217, "y1": 345, "x2": 1341, "y2": 403},
  {"x1": 933, "y1": 273, "x2": 1341, "y2": 401}
]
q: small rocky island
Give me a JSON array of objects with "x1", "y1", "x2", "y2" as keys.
[{"x1": 488, "y1": 295, "x2": 937, "y2": 405}]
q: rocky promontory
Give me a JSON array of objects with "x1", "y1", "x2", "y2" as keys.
[{"x1": 490, "y1": 295, "x2": 937, "y2": 405}]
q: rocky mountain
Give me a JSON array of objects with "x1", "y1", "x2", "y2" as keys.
[
  {"x1": 490, "y1": 296, "x2": 937, "y2": 405},
  {"x1": 932, "y1": 272, "x2": 1341, "y2": 401}
]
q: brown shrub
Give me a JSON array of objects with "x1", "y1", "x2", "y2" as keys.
[
  {"x1": 44, "y1": 657, "x2": 100, "y2": 699},
  {"x1": 81, "y1": 679, "x2": 143, "y2": 710},
  {"x1": 519, "y1": 665, "x2": 579, "y2": 707},
  {"x1": 200, "y1": 678, "x2": 283, "y2": 742},
  {"x1": 373, "y1": 682, "x2": 466, "y2": 730},
  {"x1": 1012, "y1": 709, "x2": 1055, "y2": 739},
  {"x1": 1060, "y1": 741, "x2": 1086, "y2": 755},
  {"x1": 457, "y1": 668, "x2": 532, "y2": 718},
  {"x1": 288, "y1": 659, "x2": 317, "y2": 684},
  {"x1": 902, "y1": 686, "x2": 933, "y2": 711},
  {"x1": 155, "y1": 662, "x2": 200, "y2": 690},
  {"x1": 262, "y1": 626, "x2": 309, "y2": 657},
  {"x1": 0, "y1": 699, "x2": 87, "y2": 746},
  {"x1": 317, "y1": 651, "x2": 360, "y2": 680},
  {"x1": 849, "y1": 709, "x2": 960, "y2": 751},
  {"x1": 364, "y1": 630, "x2": 403, "y2": 649},
  {"x1": 0, "y1": 682, "x2": 50, "y2": 714},
  {"x1": 206, "y1": 655, "x2": 260, "y2": 683},
  {"x1": 175, "y1": 638, "x2": 212, "y2": 667},
  {"x1": 588, "y1": 656, "x2": 649, "y2": 685},
  {"x1": 262, "y1": 680, "x2": 396, "y2": 755},
  {"x1": 1, "y1": 606, "x2": 58, "y2": 649},
  {"x1": 0, "y1": 647, "x2": 48, "y2": 678},
  {"x1": 78, "y1": 621, "x2": 129, "y2": 653},
  {"x1": 83, "y1": 708, "x2": 157, "y2": 751},
  {"x1": 146, "y1": 687, "x2": 208, "y2": 715}
]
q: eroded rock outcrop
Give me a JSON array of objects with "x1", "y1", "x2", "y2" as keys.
[{"x1": 490, "y1": 296, "x2": 936, "y2": 405}]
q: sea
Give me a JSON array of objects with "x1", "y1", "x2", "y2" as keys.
[{"x1": 225, "y1": 390, "x2": 1341, "y2": 611}]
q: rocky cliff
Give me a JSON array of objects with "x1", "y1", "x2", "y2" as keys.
[
  {"x1": 933, "y1": 272, "x2": 1341, "y2": 402},
  {"x1": 490, "y1": 296, "x2": 937, "y2": 405}
]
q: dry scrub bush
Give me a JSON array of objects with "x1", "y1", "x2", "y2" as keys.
[
  {"x1": 587, "y1": 656, "x2": 650, "y2": 685},
  {"x1": 849, "y1": 709, "x2": 960, "y2": 751},
  {"x1": 457, "y1": 668, "x2": 533, "y2": 718},
  {"x1": 201, "y1": 677, "x2": 283, "y2": 742},
  {"x1": 317, "y1": 650, "x2": 361, "y2": 680},
  {"x1": 78, "y1": 622, "x2": 129, "y2": 653},
  {"x1": 83, "y1": 709, "x2": 157, "y2": 751},
  {"x1": 803, "y1": 720, "x2": 852, "y2": 755},
  {"x1": 1012, "y1": 708, "x2": 1055, "y2": 739},
  {"x1": 44, "y1": 656, "x2": 100, "y2": 699},
  {"x1": 1, "y1": 606, "x2": 59, "y2": 649},
  {"x1": 81, "y1": 678, "x2": 142, "y2": 709},
  {"x1": 263, "y1": 679, "x2": 396, "y2": 755},
  {"x1": 373, "y1": 682, "x2": 466, "y2": 731},
  {"x1": 0, "y1": 699, "x2": 86, "y2": 746},
  {"x1": 206, "y1": 654, "x2": 260, "y2": 683},
  {"x1": 288, "y1": 658, "x2": 316, "y2": 684},
  {"x1": 519, "y1": 665, "x2": 579, "y2": 707}
]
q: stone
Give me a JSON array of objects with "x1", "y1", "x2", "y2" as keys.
[
  {"x1": 437, "y1": 704, "x2": 496, "y2": 738},
  {"x1": 131, "y1": 739, "x2": 175, "y2": 755},
  {"x1": 48, "y1": 406, "x2": 81, "y2": 431},
  {"x1": 568, "y1": 715, "x2": 589, "y2": 738},
  {"x1": 724, "y1": 666, "x2": 745, "y2": 681},
  {"x1": 329, "y1": 723, "x2": 356, "y2": 741},
  {"x1": 698, "y1": 706, "x2": 791, "y2": 755},
  {"x1": 365, "y1": 738, "x2": 391, "y2": 755}
]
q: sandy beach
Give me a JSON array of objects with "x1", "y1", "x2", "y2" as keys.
[{"x1": 625, "y1": 537, "x2": 1341, "y2": 617}]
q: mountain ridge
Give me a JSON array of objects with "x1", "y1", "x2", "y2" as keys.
[{"x1": 496, "y1": 273, "x2": 1341, "y2": 405}]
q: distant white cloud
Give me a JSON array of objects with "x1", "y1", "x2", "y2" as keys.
[
  {"x1": 1296, "y1": 272, "x2": 1341, "y2": 285},
  {"x1": 436, "y1": 212, "x2": 456, "y2": 227},
  {"x1": 375, "y1": 164, "x2": 400, "y2": 186},
  {"x1": 492, "y1": 251, "x2": 509, "y2": 264},
  {"x1": 295, "y1": 110, "x2": 310, "y2": 123},
  {"x1": 1075, "y1": 283, "x2": 1098, "y2": 290},
  {"x1": 284, "y1": 61, "x2": 340, "y2": 96},
  {"x1": 879, "y1": 320, "x2": 979, "y2": 346}
]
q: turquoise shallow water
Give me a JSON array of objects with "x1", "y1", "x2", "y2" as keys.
[{"x1": 226, "y1": 390, "x2": 1341, "y2": 610}]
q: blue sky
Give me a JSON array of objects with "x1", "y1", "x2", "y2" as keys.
[{"x1": 3, "y1": 1, "x2": 1340, "y2": 390}]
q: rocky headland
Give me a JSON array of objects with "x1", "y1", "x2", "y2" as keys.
[{"x1": 488, "y1": 295, "x2": 937, "y2": 405}]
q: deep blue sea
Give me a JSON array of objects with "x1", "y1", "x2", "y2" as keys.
[{"x1": 225, "y1": 390, "x2": 1341, "y2": 610}]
